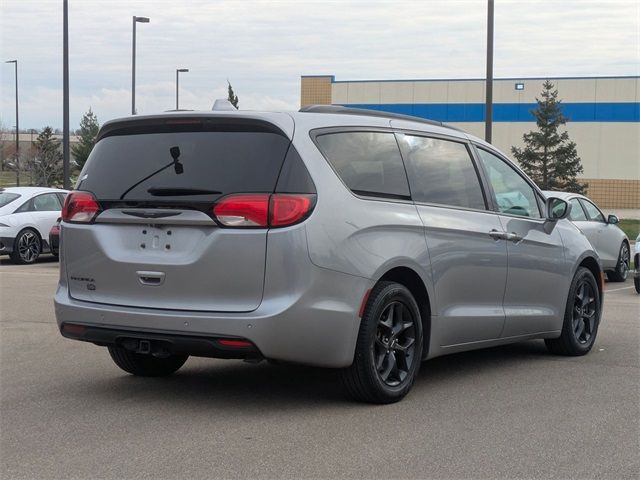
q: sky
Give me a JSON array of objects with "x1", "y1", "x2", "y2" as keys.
[{"x1": 1, "y1": 0, "x2": 638, "y2": 130}]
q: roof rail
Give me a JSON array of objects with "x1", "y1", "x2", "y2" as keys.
[{"x1": 299, "y1": 104, "x2": 462, "y2": 131}]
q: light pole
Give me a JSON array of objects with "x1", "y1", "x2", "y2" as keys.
[
  {"x1": 485, "y1": 0, "x2": 494, "y2": 143},
  {"x1": 175, "y1": 68, "x2": 189, "y2": 110},
  {"x1": 131, "y1": 15, "x2": 150, "y2": 115},
  {"x1": 63, "y1": 0, "x2": 70, "y2": 188},
  {"x1": 5, "y1": 60, "x2": 19, "y2": 186}
]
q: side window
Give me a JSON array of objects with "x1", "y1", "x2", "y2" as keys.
[
  {"x1": 400, "y1": 135, "x2": 486, "y2": 210},
  {"x1": 32, "y1": 193, "x2": 62, "y2": 212},
  {"x1": 56, "y1": 193, "x2": 68, "y2": 206},
  {"x1": 315, "y1": 131, "x2": 410, "y2": 199},
  {"x1": 580, "y1": 199, "x2": 605, "y2": 223},
  {"x1": 14, "y1": 199, "x2": 32, "y2": 213},
  {"x1": 477, "y1": 148, "x2": 542, "y2": 218},
  {"x1": 568, "y1": 198, "x2": 588, "y2": 221}
]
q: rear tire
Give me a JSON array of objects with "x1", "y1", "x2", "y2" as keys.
[
  {"x1": 341, "y1": 281, "x2": 423, "y2": 404},
  {"x1": 108, "y1": 346, "x2": 188, "y2": 377},
  {"x1": 607, "y1": 242, "x2": 629, "y2": 282},
  {"x1": 9, "y1": 228, "x2": 41, "y2": 265},
  {"x1": 545, "y1": 267, "x2": 601, "y2": 356},
  {"x1": 634, "y1": 276, "x2": 640, "y2": 294}
]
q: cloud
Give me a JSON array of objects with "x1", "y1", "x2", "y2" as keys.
[{"x1": 1, "y1": 0, "x2": 637, "y2": 129}]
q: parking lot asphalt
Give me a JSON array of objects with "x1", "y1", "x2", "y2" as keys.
[{"x1": 1, "y1": 257, "x2": 638, "y2": 480}]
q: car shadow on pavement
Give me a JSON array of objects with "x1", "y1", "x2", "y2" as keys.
[{"x1": 71, "y1": 340, "x2": 552, "y2": 410}]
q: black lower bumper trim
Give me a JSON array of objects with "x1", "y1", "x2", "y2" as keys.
[{"x1": 60, "y1": 323, "x2": 262, "y2": 360}]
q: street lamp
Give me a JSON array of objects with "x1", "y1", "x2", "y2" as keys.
[
  {"x1": 131, "y1": 16, "x2": 150, "y2": 115},
  {"x1": 175, "y1": 68, "x2": 189, "y2": 110},
  {"x1": 5, "y1": 59, "x2": 19, "y2": 186},
  {"x1": 485, "y1": 0, "x2": 494, "y2": 143}
]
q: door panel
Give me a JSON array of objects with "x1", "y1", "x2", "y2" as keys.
[
  {"x1": 417, "y1": 206, "x2": 507, "y2": 346},
  {"x1": 476, "y1": 147, "x2": 568, "y2": 337},
  {"x1": 498, "y1": 216, "x2": 569, "y2": 335}
]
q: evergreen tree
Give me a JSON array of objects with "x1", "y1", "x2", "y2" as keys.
[
  {"x1": 72, "y1": 108, "x2": 99, "y2": 170},
  {"x1": 512, "y1": 80, "x2": 587, "y2": 194},
  {"x1": 227, "y1": 81, "x2": 239, "y2": 109},
  {"x1": 28, "y1": 127, "x2": 63, "y2": 187}
]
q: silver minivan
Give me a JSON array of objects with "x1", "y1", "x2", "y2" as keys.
[{"x1": 55, "y1": 106, "x2": 604, "y2": 403}]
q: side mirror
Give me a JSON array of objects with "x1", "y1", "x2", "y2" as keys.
[
  {"x1": 546, "y1": 197, "x2": 571, "y2": 221},
  {"x1": 607, "y1": 214, "x2": 619, "y2": 224}
]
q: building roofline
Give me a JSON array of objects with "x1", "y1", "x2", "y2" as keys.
[{"x1": 307, "y1": 75, "x2": 639, "y2": 84}]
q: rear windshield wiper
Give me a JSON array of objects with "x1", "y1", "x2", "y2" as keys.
[{"x1": 147, "y1": 187, "x2": 222, "y2": 196}]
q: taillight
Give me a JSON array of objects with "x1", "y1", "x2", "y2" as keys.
[
  {"x1": 269, "y1": 194, "x2": 315, "y2": 227},
  {"x1": 213, "y1": 193, "x2": 315, "y2": 228},
  {"x1": 213, "y1": 194, "x2": 269, "y2": 227},
  {"x1": 62, "y1": 191, "x2": 100, "y2": 223}
]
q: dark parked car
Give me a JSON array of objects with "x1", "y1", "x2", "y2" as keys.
[{"x1": 49, "y1": 217, "x2": 61, "y2": 258}]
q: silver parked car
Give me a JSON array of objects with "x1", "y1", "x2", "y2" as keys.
[
  {"x1": 55, "y1": 106, "x2": 604, "y2": 403},
  {"x1": 544, "y1": 191, "x2": 630, "y2": 282}
]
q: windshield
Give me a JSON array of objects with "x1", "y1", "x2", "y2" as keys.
[
  {"x1": 0, "y1": 192, "x2": 20, "y2": 208},
  {"x1": 77, "y1": 130, "x2": 290, "y2": 203}
]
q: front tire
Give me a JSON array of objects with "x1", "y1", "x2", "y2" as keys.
[
  {"x1": 108, "y1": 346, "x2": 188, "y2": 377},
  {"x1": 341, "y1": 282, "x2": 423, "y2": 404},
  {"x1": 545, "y1": 267, "x2": 601, "y2": 356},
  {"x1": 9, "y1": 228, "x2": 41, "y2": 264},
  {"x1": 607, "y1": 242, "x2": 629, "y2": 282}
]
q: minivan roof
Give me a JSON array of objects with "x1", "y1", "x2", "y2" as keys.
[{"x1": 97, "y1": 108, "x2": 496, "y2": 152}]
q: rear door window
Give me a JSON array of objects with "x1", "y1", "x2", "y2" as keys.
[
  {"x1": 314, "y1": 131, "x2": 410, "y2": 199},
  {"x1": 400, "y1": 135, "x2": 486, "y2": 210},
  {"x1": 78, "y1": 128, "x2": 291, "y2": 203},
  {"x1": 32, "y1": 193, "x2": 62, "y2": 211}
]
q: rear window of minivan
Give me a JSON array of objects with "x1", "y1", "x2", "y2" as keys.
[{"x1": 77, "y1": 127, "x2": 291, "y2": 203}]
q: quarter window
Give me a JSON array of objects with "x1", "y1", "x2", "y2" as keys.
[
  {"x1": 477, "y1": 148, "x2": 542, "y2": 218},
  {"x1": 315, "y1": 131, "x2": 410, "y2": 199},
  {"x1": 568, "y1": 198, "x2": 588, "y2": 221},
  {"x1": 580, "y1": 199, "x2": 605, "y2": 223},
  {"x1": 400, "y1": 135, "x2": 486, "y2": 210}
]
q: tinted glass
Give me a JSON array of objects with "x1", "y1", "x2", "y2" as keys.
[
  {"x1": 402, "y1": 135, "x2": 485, "y2": 209},
  {"x1": 78, "y1": 131, "x2": 290, "y2": 202},
  {"x1": 581, "y1": 199, "x2": 605, "y2": 222},
  {"x1": 477, "y1": 148, "x2": 541, "y2": 218},
  {"x1": 33, "y1": 193, "x2": 62, "y2": 211},
  {"x1": 0, "y1": 192, "x2": 20, "y2": 208},
  {"x1": 315, "y1": 131, "x2": 410, "y2": 198},
  {"x1": 568, "y1": 198, "x2": 588, "y2": 221}
]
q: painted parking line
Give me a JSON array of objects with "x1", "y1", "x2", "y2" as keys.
[{"x1": 606, "y1": 285, "x2": 635, "y2": 292}]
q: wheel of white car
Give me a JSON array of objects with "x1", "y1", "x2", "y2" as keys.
[
  {"x1": 607, "y1": 242, "x2": 629, "y2": 283},
  {"x1": 10, "y1": 228, "x2": 41, "y2": 265}
]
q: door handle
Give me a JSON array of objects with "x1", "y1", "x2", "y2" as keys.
[
  {"x1": 489, "y1": 229, "x2": 506, "y2": 240},
  {"x1": 504, "y1": 232, "x2": 523, "y2": 243}
]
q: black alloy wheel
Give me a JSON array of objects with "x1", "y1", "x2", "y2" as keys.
[
  {"x1": 341, "y1": 281, "x2": 423, "y2": 404},
  {"x1": 571, "y1": 280, "x2": 597, "y2": 344},
  {"x1": 374, "y1": 301, "x2": 418, "y2": 387}
]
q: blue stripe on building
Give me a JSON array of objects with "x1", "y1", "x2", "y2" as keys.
[{"x1": 339, "y1": 102, "x2": 640, "y2": 122}]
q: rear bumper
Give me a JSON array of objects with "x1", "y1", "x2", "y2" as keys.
[
  {"x1": 60, "y1": 323, "x2": 263, "y2": 360},
  {"x1": 54, "y1": 264, "x2": 370, "y2": 368}
]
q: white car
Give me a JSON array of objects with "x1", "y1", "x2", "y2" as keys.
[
  {"x1": 545, "y1": 191, "x2": 630, "y2": 282},
  {"x1": 634, "y1": 234, "x2": 640, "y2": 293},
  {"x1": 0, "y1": 187, "x2": 69, "y2": 264}
]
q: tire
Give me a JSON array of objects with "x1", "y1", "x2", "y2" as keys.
[
  {"x1": 607, "y1": 242, "x2": 630, "y2": 282},
  {"x1": 9, "y1": 228, "x2": 41, "y2": 265},
  {"x1": 545, "y1": 267, "x2": 601, "y2": 356},
  {"x1": 341, "y1": 281, "x2": 423, "y2": 404},
  {"x1": 108, "y1": 346, "x2": 188, "y2": 377},
  {"x1": 634, "y1": 276, "x2": 640, "y2": 294}
]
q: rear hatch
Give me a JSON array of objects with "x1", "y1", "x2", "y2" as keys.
[{"x1": 65, "y1": 115, "x2": 294, "y2": 312}]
